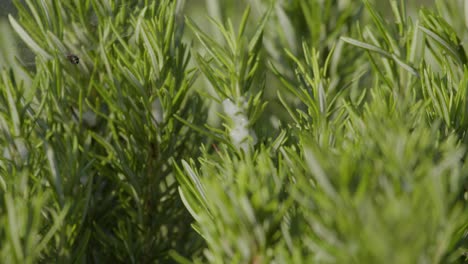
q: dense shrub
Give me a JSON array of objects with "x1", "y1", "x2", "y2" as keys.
[{"x1": 0, "y1": 0, "x2": 466, "y2": 263}]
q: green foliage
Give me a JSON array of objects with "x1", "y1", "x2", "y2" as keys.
[
  {"x1": 183, "y1": 6, "x2": 269, "y2": 154},
  {"x1": 176, "y1": 145, "x2": 291, "y2": 263},
  {"x1": 2, "y1": 0, "x2": 204, "y2": 262},
  {"x1": 0, "y1": 0, "x2": 467, "y2": 263},
  {"x1": 176, "y1": 0, "x2": 468, "y2": 263}
]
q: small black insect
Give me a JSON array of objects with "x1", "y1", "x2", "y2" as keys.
[{"x1": 66, "y1": 54, "x2": 80, "y2": 64}]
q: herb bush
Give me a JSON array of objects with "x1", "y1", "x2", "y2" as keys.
[{"x1": 0, "y1": 0, "x2": 467, "y2": 263}]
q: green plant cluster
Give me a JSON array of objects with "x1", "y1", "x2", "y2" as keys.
[{"x1": 0, "y1": 0, "x2": 467, "y2": 263}]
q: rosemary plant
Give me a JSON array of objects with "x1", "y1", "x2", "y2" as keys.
[{"x1": 0, "y1": 0, "x2": 466, "y2": 263}]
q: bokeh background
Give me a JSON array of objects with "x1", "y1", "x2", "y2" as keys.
[{"x1": 0, "y1": 0, "x2": 438, "y2": 86}]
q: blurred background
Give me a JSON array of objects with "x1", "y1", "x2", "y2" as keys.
[{"x1": 0, "y1": 0, "x2": 436, "y2": 66}]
